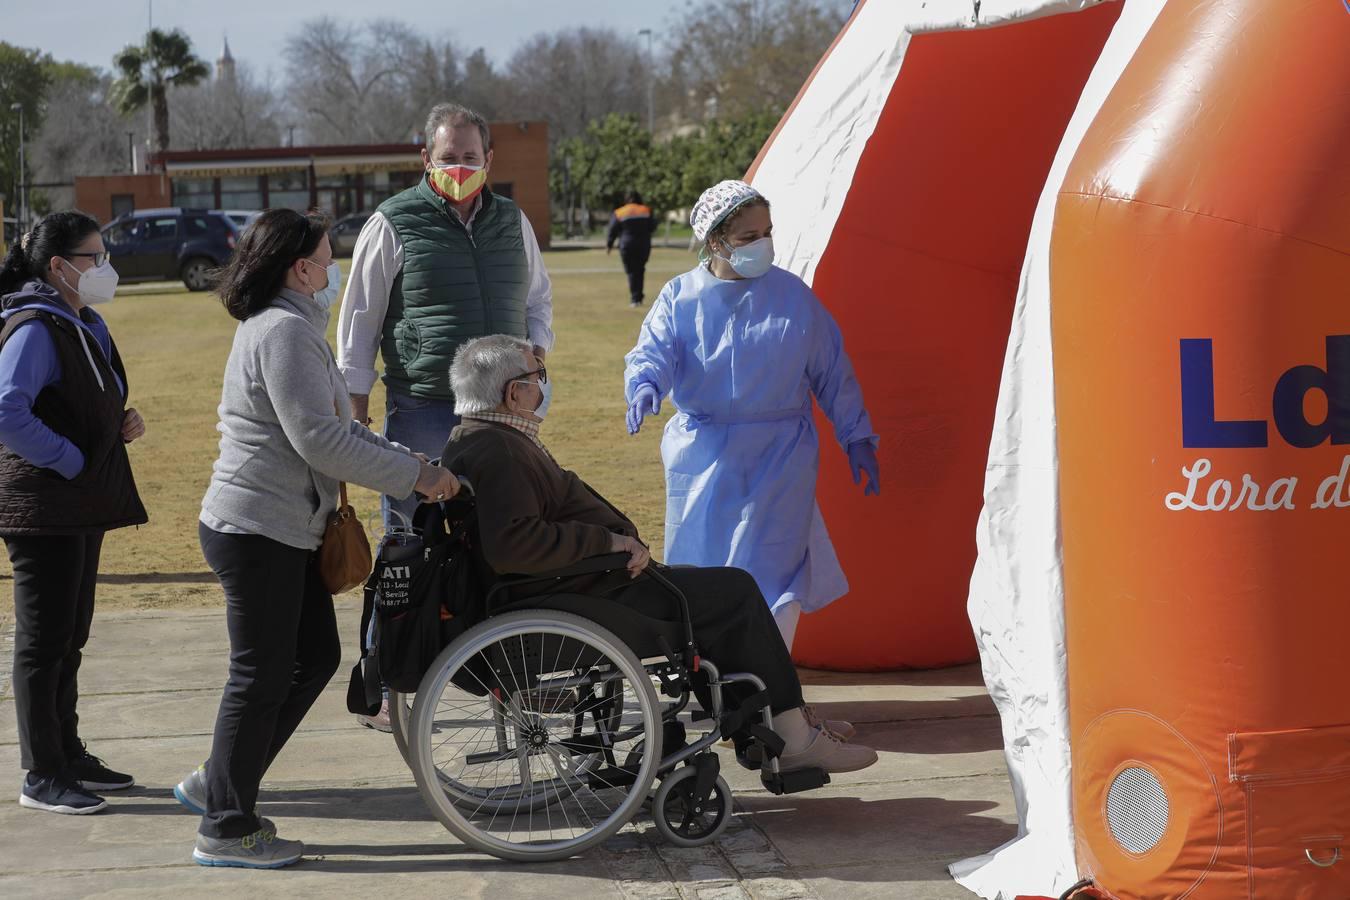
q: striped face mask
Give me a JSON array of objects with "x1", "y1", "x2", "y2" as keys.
[{"x1": 428, "y1": 162, "x2": 488, "y2": 203}]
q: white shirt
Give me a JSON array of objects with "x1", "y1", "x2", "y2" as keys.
[{"x1": 337, "y1": 199, "x2": 555, "y2": 396}]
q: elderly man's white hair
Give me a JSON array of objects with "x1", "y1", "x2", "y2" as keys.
[{"x1": 450, "y1": 335, "x2": 536, "y2": 415}]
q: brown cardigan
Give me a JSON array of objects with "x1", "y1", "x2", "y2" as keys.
[{"x1": 440, "y1": 418, "x2": 641, "y2": 594}]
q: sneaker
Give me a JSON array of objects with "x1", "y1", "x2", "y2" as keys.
[
  {"x1": 67, "y1": 743, "x2": 134, "y2": 791},
  {"x1": 777, "y1": 728, "x2": 878, "y2": 775},
  {"x1": 803, "y1": 704, "x2": 856, "y2": 740},
  {"x1": 19, "y1": 773, "x2": 108, "y2": 815},
  {"x1": 174, "y1": 763, "x2": 275, "y2": 833},
  {"x1": 356, "y1": 698, "x2": 392, "y2": 733},
  {"x1": 193, "y1": 829, "x2": 303, "y2": 869},
  {"x1": 630, "y1": 300, "x2": 643, "y2": 309},
  {"x1": 174, "y1": 763, "x2": 208, "y2": 814}
]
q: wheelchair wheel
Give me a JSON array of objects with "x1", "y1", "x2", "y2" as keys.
[
  {"x1": 651, "y1": 766, "x2": 733, "y2": 848},
  {"x1": 409, "y1": 610, "x2": 663, "y2": 862},
  {"x1": 390, "y1": 691, "x2": 414, "y2": 764}
]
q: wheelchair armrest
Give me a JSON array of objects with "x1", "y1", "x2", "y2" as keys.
[
  {"x1": 486, "y1": 553, "x2": 635, "y2": 609},
  {"x1": 501, "y1": 552, "x2": 634, "y2": 583}
]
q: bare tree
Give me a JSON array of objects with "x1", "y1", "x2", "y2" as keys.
[
  {"x1": 501, "y1": 28, "x2": 648, "y2": 145},
  {"x1": 171, "y1": 63, "x2": 282, "y2": 151},
  {"x1": 284, "y1": 18, "x2": 399, "y2": 144},
  {"x1": 664, "y1": 0, "x2": 851, "y2": 120},
  {"x1": 32, "y1": 67, "x2": 144, "y2": 206}
]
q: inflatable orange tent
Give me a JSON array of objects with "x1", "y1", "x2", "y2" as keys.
[{"x1": 749, "y1": 0, "x2": 1350, "y2": 896}]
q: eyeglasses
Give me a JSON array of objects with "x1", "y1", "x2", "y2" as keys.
[
  {"x1": 517, "y1": 366, "x2": 547, "y2": 385},
  {"x1": 66, "y1": 251, "x2": 110, "y2": 267}
]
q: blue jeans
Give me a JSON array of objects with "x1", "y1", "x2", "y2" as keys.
[{"x1": 381, "y1": 388, "x2": 461, "y2": 531}]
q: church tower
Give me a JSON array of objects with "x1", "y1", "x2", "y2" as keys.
[{"x1": 216, "y1": 36, "x2": 236, "y2": 83}]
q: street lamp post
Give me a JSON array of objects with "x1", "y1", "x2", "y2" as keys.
[
  {"x1": 9, "y1": 103, "x2": 25, "y2": 235},
  {"x1": 638, "y1": 29, "x2": 655, "y2": 133}
]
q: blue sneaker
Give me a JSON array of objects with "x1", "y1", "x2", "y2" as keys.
[{"x1": 193, "y1": 829, "x2": 303, "y2": 868}]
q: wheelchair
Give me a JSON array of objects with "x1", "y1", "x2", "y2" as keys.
[{"x1": 382, "y1": 490, "x2": 830, "y2": 863}]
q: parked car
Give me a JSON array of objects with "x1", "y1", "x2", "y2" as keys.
[
  {"x1": 330, "y1": 211, "x2": 375, "y2": 257},
  {"x1": 212, "y1": 209, "x2": 262, "y2": 230},
  {"x1": 102, "y1": 208, "x2": 238, "y2": 291}
]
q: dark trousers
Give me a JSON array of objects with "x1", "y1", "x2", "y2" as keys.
[
  {"x1": 6, "y1": 532, "x2": 104, "y2": 776},
  {"x1": 620, "y1": 246, "x2": 651, "y2": 304},
  {"x1": 610, "y1": 566, "x2": 803, "y2": 714},
  {"x1": 198, "y1": 523, "x2": 341, "y2": 838}
]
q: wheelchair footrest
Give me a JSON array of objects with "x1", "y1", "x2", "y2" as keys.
[{"x1": 760, "y1": 767, "x2": 831, "y2": 795}]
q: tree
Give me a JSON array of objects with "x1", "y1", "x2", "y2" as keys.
[
  {"x1": 171, "y1": 63, "x2": 282, "y2": 151},
  {"x1": 673, "y1": 110, "x2": 781, "y2": 203},
  {"x1": 283, "y1": 18, "x2": 505, "y2": 146},
  {"x1": 502, "y1": 28, "x2": 649, "y2": 146},
  {"x1": 665, "y1": 0, "x2": 850, "y2": 121},
  {"x1": 111, "y1": 29, "x2": 210, "y2": 157},
  {"x1": 0, "y1": 43, "x2": 53, "y2": 225},
  {"x1": 30, "y1": 65, "x2": 139, "y2": 211},
  {"x1": 550, "y1": 109, "x2": 779, "y2": 236},
  {"x1": 552, "y1": 115, "x2": 658, "y2": 236}
]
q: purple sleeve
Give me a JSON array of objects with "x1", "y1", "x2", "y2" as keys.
[{"x1": 0, "y1": 321, "x2": 85, "y2": 479}]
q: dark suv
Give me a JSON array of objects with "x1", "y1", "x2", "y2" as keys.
[{"x1": 102, "y1": 208, "x2": 238, "y2": 291}]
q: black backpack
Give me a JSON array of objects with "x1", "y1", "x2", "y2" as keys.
[{"x1": 346, "y1": 499, "x2": 480, "y2": 712}]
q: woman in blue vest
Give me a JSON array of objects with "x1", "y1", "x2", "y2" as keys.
[
  {"x1": 0, "y1": 211, "x2": 148, "y2": 815},
  {"x1": 624, "y1": 180, "x2": 881, "y2": 660}
]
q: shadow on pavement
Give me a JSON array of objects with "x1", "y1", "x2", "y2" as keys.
[{"x1": 736, "y1": 794, "x2": 1017, "y2": 881}]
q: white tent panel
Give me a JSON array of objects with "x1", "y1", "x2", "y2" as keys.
[
  {"x1": 952, "y1": 1, "x2": 1169, "y2": 897},
  {"x1": 747, "y1": 1, "x2": 914, "y2": 287}
]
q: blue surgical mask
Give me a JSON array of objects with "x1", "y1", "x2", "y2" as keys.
[
  {"x1": 719, "y1": 236, "x2": 774, "y2": 279},
  {"x1": 304, "y1": 259, "x2": 342, "y2": 309}
]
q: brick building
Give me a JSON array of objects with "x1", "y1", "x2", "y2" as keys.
[{"x1": 74, "y1": 122, "x2": 551, "y2": 247}]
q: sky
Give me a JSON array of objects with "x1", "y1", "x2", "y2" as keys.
[{"x1": 9, "y1": 1, "x2": 693, "y2": 81}]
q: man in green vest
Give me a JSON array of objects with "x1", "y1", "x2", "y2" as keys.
[
  {"x1": 337, "y1": 102, "x2": 554, "y2": 531},
  {"x1": 338, "y1": 103, "x2": 554, "y2": 732}
]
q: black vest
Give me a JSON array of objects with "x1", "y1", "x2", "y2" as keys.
[{"x1": 0, "y1": 307, "x2": 148, "y2": 535}]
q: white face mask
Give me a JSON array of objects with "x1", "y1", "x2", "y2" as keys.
[
  {"x1": 59, "y1": 259, "x2": 119, "y2": 305},
  {"x1": 511, "y1": 378, "x2": 550, "y2": 420},
  {"x1": 303, "y1": 259, "x2": 342, "y2": 309},
  {"x1": 718, "y1": 236, "x2": 775, "y2": 279},
  {"x1": 535, "y1": 380, "x2": 553, "y2": 420}
]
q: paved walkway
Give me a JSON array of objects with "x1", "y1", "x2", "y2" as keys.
[{"x1": 0, "y1": 601, "x2": 1015, "y2": 899}]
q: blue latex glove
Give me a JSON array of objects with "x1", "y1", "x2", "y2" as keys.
[
  {"x1": 847, "y1": 441, "x2": 880, "y2": 496},
  {"x1": 627, "y1": 383, "x2": 661, "y2": 434}
]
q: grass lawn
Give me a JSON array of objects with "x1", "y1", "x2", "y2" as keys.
[{"x1": 0, "y1": 247, "x2": 696, "y2": 613}]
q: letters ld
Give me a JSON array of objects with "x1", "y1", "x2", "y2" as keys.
[{"x1": 1180, "y1": 336, "x2": 1350, "y2": 449}]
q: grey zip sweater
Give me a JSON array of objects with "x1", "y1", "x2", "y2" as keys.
[{"x1": 201, "y1": 288, "x2": 420, "y2": 550}]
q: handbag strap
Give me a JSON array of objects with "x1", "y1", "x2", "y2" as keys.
[{"x1": 333, "y1": 391, "x2": 350, "y2": 511}]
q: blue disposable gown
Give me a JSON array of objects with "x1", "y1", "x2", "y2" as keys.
[{"x1": 624, "y1": 264, "x2": 877, "y2": 614}]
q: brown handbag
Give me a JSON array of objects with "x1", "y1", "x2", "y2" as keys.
[
  {"x1": 318, "y1": 480, "x2": 373, "y2": 594},
  {"x1": 316, "y1": 382, "x2": 373, "y2": 594}
]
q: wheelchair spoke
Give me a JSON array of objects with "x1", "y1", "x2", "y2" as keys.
[{"x1": 411, "y1": 612, "x2": 665, "y2": 860}]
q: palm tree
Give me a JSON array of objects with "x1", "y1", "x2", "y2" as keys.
[{"x1": 111, "y1": 29, "x2": 210, "y2": 157}]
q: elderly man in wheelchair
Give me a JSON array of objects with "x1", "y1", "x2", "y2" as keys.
[{"x1": 386, "y1": 334, "x2": 878, "y2": 862}]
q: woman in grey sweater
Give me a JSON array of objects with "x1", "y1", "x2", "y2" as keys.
[{"x1": 178, "y1": 210, "x2": 458, "y2": 869}]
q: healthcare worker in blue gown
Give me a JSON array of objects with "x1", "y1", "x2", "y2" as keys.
[{"x1": 624, "y1": 179, "x2": 880, "y2": 653}]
